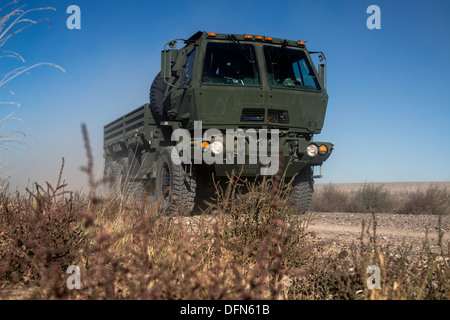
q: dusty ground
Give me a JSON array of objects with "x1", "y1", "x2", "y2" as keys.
[
  {"x1": 309, "y1": 182, "x2": 449, "y2": 251},
  {"x1": 188, "y1": 182, "x2": 450, "y2": 251},
  {"x1": 306, "y1": 211, "x2": 448, "y2": 252},
  {"x1": 182, "y1": 210, "x2": 448, "y2": 252}
]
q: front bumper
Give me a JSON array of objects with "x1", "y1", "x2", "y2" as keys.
[{"x1": 191, "y1": 136, "x2": 333, "y2": 178}]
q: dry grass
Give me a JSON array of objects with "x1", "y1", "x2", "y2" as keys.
[{"x1": 0, "y1": 129, "x2": 448, "y2": 300}]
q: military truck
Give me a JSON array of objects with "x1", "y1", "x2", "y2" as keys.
[{"x1": 103, "y1": 31, "x2": 333, "y2": 213}]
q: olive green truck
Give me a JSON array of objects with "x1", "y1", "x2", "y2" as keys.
[{"x1": 103, "y1": 31, "x2": 333, "y2": 213}]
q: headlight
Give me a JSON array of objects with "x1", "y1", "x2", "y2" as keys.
[
  {"x1": 307, "y1": 144, "x2": 318, "y2": 157},
  {"x1": 209, "y1": 141, "x2": 223, "y2": 154}
]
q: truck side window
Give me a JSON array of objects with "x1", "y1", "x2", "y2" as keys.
[{"x1": 180, "y1": 49, "x2": 196, "y2": 86}]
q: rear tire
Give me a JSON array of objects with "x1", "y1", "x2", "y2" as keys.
[
  {"x1": 105, "y1": 160, "x2": 120, "y2": 192},
  {"x1": 291, "y1": 166, "x2": 314, "y2": 213},
  {"x1": 127, "y1": 179, "x2": 149, "y2": 200},
  {"x1": 118, "y1": 158, "x2": 133, "y2": 197},
  {"x1": 155, "y1": 147, "x2": 196, "y2": 215}
]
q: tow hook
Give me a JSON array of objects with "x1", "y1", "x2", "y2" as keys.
[{"x1": 312, "y1": 165, "x2": 323, "y2": 179}]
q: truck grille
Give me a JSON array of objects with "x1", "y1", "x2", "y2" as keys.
[
  {"x1": 240, "y1": 108, "x2": 265, "y2": 121},
  {"x1": 267, "y1": 109, "x2": 289, "y2": 124}
]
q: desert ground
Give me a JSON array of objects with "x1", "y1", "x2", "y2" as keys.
[
  {"x1": 310, "y1": 182, "x2": 449, "y2": 251},
  {"x1": 186, "y1": 181, "x2": 449, "y2": 250},
  {"x1": 307, "y1": 212, "x2": 448, "y2": 251}
]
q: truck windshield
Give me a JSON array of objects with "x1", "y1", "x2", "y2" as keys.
[
  {"x1": 263, "y1": 46, "x2": 321, "y2": 91},
  {"x1": 202, "y1": 42, "x2": 260, "y2": 86}
]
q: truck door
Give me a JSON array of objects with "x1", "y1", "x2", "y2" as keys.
[{"x1": 168, "y1": 48, "x2": 196, "y2": 119}]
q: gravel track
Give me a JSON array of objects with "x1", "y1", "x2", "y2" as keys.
[{"x1": 306, "y1": 211, "x2": 448, "y2": 251}]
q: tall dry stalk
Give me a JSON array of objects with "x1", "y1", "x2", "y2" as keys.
[
  {"x1": 0, "y1": 0, "x2": 65, "y2": 182},
  {"x1": 0, "y1": 0, "x2": 65, "y2": 95}
]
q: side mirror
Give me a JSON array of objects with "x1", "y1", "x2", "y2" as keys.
[
  {"x1": 318, "y1": 63, "x2": 326, "y2": 90},
  {"x1": 161, "y1": 49, "x2": 178, "y2": 81},
  {"x1": 168, "y1": 40, "x2": 178, "y2": 49},
  {"x1": 309, "y1": 51, "x2": 327, "y2": 91}
]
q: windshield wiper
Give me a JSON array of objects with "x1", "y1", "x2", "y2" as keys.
[
  {"x1": 228, "y1": 35, "x2": 255, "y2": 63},
  {"x1": 271, "y1": 39, "x2": 288, "y2": 65}
]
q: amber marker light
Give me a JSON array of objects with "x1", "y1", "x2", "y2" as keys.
[
  {"x1": 298, "y1": 41, "x2": 305, "y2": 46},
  {"x1": 207, "y1": 32, "x2": 216, "y2": 37},
  {"x1": 265, "y1": 37, "x2": 273, "y2": 41},
  {"x1": 244, "y1": 35, "x2": 253, "y2": 39},
  {"x1": 319, "y1": 145, "x2": 328, "y2": 155},
  {"x1": 255, "y1": 35, "x2": 263, "y2": 40}
]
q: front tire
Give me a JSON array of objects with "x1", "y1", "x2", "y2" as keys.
[
  {"x1": 291, "y1": 166, "x2": 314, "y2": 213},
  {"x1": 155, "y1": 147, "x2": 196, "y2": 214}
]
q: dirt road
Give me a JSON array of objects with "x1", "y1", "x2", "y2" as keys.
[
  {"x1": 184, "y1": 209, "x2": 448, "y2": 252},
  {"x1": 306, "y1": 211, "x2": 448, "y2": 251}
]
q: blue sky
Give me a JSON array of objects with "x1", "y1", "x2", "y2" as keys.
[{"x1": 1, "y1": 0, "x2": 449, "y2": 192}]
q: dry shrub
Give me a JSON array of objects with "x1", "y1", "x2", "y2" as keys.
[
  {"x1": 1, "y1": 173, "x2": 449, "y2": 300},
  {"x1": 0, "y1": 159, "x2": 86, "y2": 287},
  {"x1": 310, "y1": 183, "x2": 350, "y2": 212},
  {"x1": 395, "y1": 186, "x2": 449, "y2": 215},
  {"x1": 349, "y1": 183, "x2": 393, "y2": 213},
  {"x1": 312, "y1": 183, "x2": 450, "y2": 216}
]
